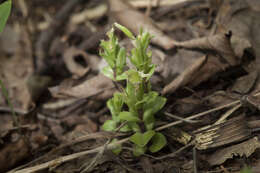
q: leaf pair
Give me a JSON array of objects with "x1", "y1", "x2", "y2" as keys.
[{"x1": 130, "y1": 131, "x2": 167, "y2": 156}]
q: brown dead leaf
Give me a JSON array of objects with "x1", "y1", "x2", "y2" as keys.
[
  {"x1": 0, "y1": 137, "x2": 30, "y2": 172},
  {"x1": 108, "y1": 0, "x2": 177, "y2": 50},
  {"x1": 216, "y1": 0, "x2": 260, "y2": 90},
  {"x1": 49, "y1": 74, "x2": 116, "y2": 101},
  {"x1": 231, "y1": 71, "x2": 258, "y2": 94},
  {"x1": 175, "y1": 32, "x2": 239, "y2": 66},
  {"x1": 188, "y1": 54, "x2": 230, "y2": 88},
  {"x1": 162, "y1": 55, "x2": 207, "y2": 95},
  {"x1": 208, "y1": 137, "x2": 260, "y2": 166},
  {"x1": 63, "y1": 47, "x2": 100, "y2": 78}
]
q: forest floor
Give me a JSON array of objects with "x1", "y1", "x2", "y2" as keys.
[{"x1": 1, "y1": 0, "x2": 260, "y2": 172}]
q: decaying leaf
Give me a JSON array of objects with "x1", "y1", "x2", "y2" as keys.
[
  {"x1": 63, "y1": 47, "x2": 100, "y2": 78},
  {"x1": 208, "y1": 137, "x2": 260, "y2": 166},
  {"x1": 175, "y1": 32, "x2": 239, "y2": 66},
  {"x1": 0, "y1": 137, "x2": 30, "y2": 172},
  {"x1": 49, "y1": 74, "x2": 116, "y2": 101},
  {"x1": 108, "y1": 0, "x2": 177, "y2": 50},
  {"x1": 162, "y1": 55, "x2": 207, "y2": 95},
  {"x1": 231, "y1": 71, "x2": 258, "y2": 94}
]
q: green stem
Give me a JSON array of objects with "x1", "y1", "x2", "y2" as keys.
[{"x1": 0, "y1": 79, "x2": 19, "y2": 127}]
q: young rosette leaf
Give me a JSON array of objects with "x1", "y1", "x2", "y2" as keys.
[
  {"x1": 111, "y1": 139, "x2": 122, "y2": 155},
  {"x1": 130, "y1": 130, "x2": 155, "y2": 147},
  {"x1": 144, "y1": 92, "x2": 167, "y2": 115},
  {"x1": 119, "y1": 111, "x2": 141, "y2": 122},
  {"x1": 149, "y1": 132, "x2": 167, "y2": 153},
  {"x1": 115, "y1": 23, "x2": 135, "y2": 40},
  {"x1": 102, "y1": 120, "x2": 117, "y2": 132},
  {"x1": 0, "y1": 0, "x2": 11, "y2": 33}
]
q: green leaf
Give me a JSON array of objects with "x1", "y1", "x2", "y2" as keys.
[
  {"x1": 146, "y1": 64, "x2": 156, "y2": 80},
  {"x1": 149, "y1": 132, "x2": 167, "y2": 153},
  {"x1": 128, "y1": 122, "x2": 141, "y2": 132},
  {"x1": 115, "y1": 23, "x2": 135, "y2": 40},
  {"x1": 113, "y1": 92, "x2": 124, "y2": 110},
  {"x1": 127, "y1": 69, "x2": 142, "y2": 84},
  {"x1": 144, "y1": 93, "x2": 166, "y2": 115},
  {"x1": 111, "y1": 139, "x2": 122, "y2": 155},
  {"x1": 107, "y1": 93, "x2": 124, "y2": 122},
  {"x1": 107, "y1": 99, "x2": 117, "y2": 121},
  {"x1": 119, "y1": 123, "x2": 132, "y2": 132},
  {"x1": 116, "y1": 47, "x2": 126, "y2": 74},
  {"x1": 102, "y1": 66, "x2": 114, "y2": 80},
  {"x1": 119, "y1": 111, "x2": 141, "y2": 122},
  {"x1": 133, "y1": 145, "x2": 146, "y2": 157},
  {"x1": 151, "y1": 96, "x2": 166, "y2": 114},
  {"x1": 116, "y1": 71, "x2": 128, "y2": 81},
  {"x1": 0, "y1": 0, "x2": 11, "y2": 33},
  {"x1": 141, "y1": 32, "x2": 151, "y2": 51},
  {"x1": 143, "y1": 109, "x2": 155, "y2": 130},
  {"x1": 102, "y1": 120, "x2": 117, "y2": 131},
  {"x1": 130, "y1": 130, "x2": 155, "y2": 147},
  {"x1": 125, "y1": 81, "x2": 138, "y2": 110},
  {"x1": 100, "y1": 42, "x2": 115, "y2": 68}
]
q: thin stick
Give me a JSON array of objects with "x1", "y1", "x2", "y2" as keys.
[
  {"x1": 8, "y1": 138, "x2": 129, "y2": 173},
  {"x1": 164, "y1": 112, "x2": 200, "y2": 123},
  {"x1": 156, "y1": 100, "x2": 240, "y2": 131}
]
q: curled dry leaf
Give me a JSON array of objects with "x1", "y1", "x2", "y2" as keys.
[
  {"x1": 49, "y1": 74, "x2": 116, "y2": 101},
  {"x1": 215, "y1": 0, "x2": 260, "y2": 93},
  {"x1": 175, "y1": 32, "x2": 239, "y2": 66},
  {"x1": 208, "y1": 137, "x2": 260, "y2": 166},
  {"x1": 231, "y1": 71, "x2": 258, "y2": 94},
  {"x1": 188, "y1": 54, "x2": 230, "y2": 88},
  {"x1": 108, "y1": 0, "x2": 177, "y2": 50},
  {"x1": 63, "y1": 47, "x2": 100, "y2": 78},
  {"x1": 162, "y1": 55, "x2": 207, "y2": 95}
]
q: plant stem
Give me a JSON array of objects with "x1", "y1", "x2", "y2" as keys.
[{"x1": 0, "y1": 79, "x2": 19, "y2": 127}]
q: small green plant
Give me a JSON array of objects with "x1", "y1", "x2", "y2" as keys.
[{"x1": 100, "y1": 23, "x2": 167, "y2": 156}]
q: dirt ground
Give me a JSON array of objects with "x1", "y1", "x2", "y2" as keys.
[{"x1": 1, "y1": 0, "x2": 260, "y2": 172}]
